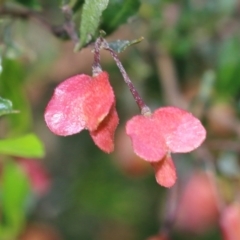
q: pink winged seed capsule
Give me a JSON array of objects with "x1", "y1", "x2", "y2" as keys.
[
  {"x1": 82, "y1": 71, "x2": 115, "y2": 131},
  {"x1": 44, "y1": 74, "x2": 92, "y2": 136},
  {"x1": 45, "y1": 71, "x2": 114, "y2": 135},
  {"x1": 90, "y1": 105, "x2": 119, "y2": 153},
  {"x1": 126, "y1": 106, "x2": 206, "y2": 161},
  {"x1": 126, "y1": 106, "x2": 206, "y2": 187},
  {"x1": 125, "y1": 114, "x2": 167, "y2": 162},
  {"x1": 44, "y1": 71, "x2": 118, "y2": 153},
  {"x1": 154, "y1": 107, "x2": 206, "y2": 153},
  {"x1": 152, "y1": 154, "x2": 177, "y2": 188}
]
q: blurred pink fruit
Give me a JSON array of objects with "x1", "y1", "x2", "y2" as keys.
[
  {"x1": 220, "y1": 202, "x2": 240, "y2": 240},
  {"x1": 16, "y1": 158, "x2": 50, "y2": 195},
  {"x1": 175, "y1": 171, "x2": 219, "y2": 233}
]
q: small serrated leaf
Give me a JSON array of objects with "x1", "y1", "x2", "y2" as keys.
[
  {"x1": 108, "y1": 37, "x2": 144, "y2": 53},
  {"x1": 0, "y1": 134, "x2": 45, "y2": 158},
  {"x1": 76, "y1": 0, "x2": 109, "y2": 51},
  {"x1": 0, "y1": 97, "x2": 19, "y2": 117},
  {"x1": 101, "y1": 0, "x2": 141, "y2": 34}
]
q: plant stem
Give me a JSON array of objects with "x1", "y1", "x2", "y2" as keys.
[
  {"x1": 103, "y1": 40, "x2": 150, "y2": 114},
  {"x1": 0, "y1": 6, "x2": 76, "y2": 42},
  {"x1": 61, "y1": 4, "x2": 79, "y2": 43},
  {"x1": 92, "y1": 38, "x2": 103, "y2": 76}
]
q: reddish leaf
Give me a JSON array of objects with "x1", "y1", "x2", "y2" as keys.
[
  {"x1": 83, "y1": 71, "x2": 115, "y2": 131},
  {"x1": 90, "y1": 105, "x2": 119, "y2": 153},
  {"x1": 126, "y1": 115, "x2": 167, "y2": 162},
  {"x1": 220, "y1": 202, "x2": 240, "y2": 240},
  {"x1": 154, "y1": 107, "x2": 206, "y2": 153},
  {"x1": 152, "y1": 154, "x2": 176, "y2": 188},
  {"x1": 44, "y1": 74, "x2": 91, "y2": 136}
]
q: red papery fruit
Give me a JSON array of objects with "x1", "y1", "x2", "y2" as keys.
[
  {"x1": 44, "y1": 71, "x2": 119, "y2": 153},
  {"x1": 82, "y1": 72, "x2": 115, "y2": 131},
  {"x1": 44, "y1": 71, "x2": 114, "y2": 135},
  {"x1": 126, "y1": 107, "x2": 206, "y2": 161},
  {"x1": 126, "y1": 107, "x2": 206, "y2": 187},
  {"x1": 151, "y1": 154, "x2": 176, "y2": 188},
  {"x1": 126, "y1": 114, "x2": 167, "y2": 161},
  {"x1": 90, "y1": 105, "x2": 119, "y2": 153},
  {"x1": 175, "y1": 172, "x2": 218, "y2": 233},
  {"x1": 114, "y1": 127, "x2": 150, "y2": 176},
  {"x1": 146, "y1": 234, "x2": 170, "y2": 240},
  {"x1": 220, "y1": 202, "x2": 240, "y2": 240},
  {"x1": 44, "y1": 74, "x2": 90, "y2": 136}
]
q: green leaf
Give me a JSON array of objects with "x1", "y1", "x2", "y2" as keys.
[
  {"x1": 101, "y1": 0, "x2": 141, "y2": 34},
  {"x1": 0, "y1": 58, "x2": 32, "y2": 135},
  {"x1": 1, "y1": 159, "x2": 30, "y2": 235},
  {"x1": 0, "y1": 97, "x2": 19, "y2": 117},
  {"x1": 218, "y1": 39, "x2": 238, "y2": 82},
  {"x1": 0, "y1": 134, "x2": 45, "y2": 158},
  {"x1": 216, "y1": 37, "x2": 240, "y2": 98},
  {"x1": 72, "y1": 0, "x2": 85, "y2": 12},
  {"x1": 108, "y1": 37, "x2": 144, "y2": 53},
  {"x1": 76, "y1": 0, "x2": 109, "y2": 50},
  {"x1": 14, "y1": 0, "x2": 41, "y2": 9}
]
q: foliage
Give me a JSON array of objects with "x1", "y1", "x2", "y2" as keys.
[
  {"x1": 0, "y1": 0, "x2": 240, "y2": 240},
  {"x1": 0, "y1": 134, "x2": 44, "y2": 158}
]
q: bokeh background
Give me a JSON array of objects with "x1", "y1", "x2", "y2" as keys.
[{"x1": 1, "y1": 0, "x2": 240, "y2": 239}]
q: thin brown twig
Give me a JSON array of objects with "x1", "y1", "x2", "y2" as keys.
[
  {"x1": 195, "y1": 145, "x2": 225, "y2": 213},
  {"x1": 0, "y1": 6, "x2": 76, "y2": 41},
  {"x1": 207, "y1": 108, "x2": 240, "y2": 137},
  {"x1": 103, "y1": 39, "x2": 150, "y2": 114},
  {"x1": 61, "y1": 5, "x2": 79, "y2": 43},
  {"x1": 160, "y1": 184, "x2": 179, "y2": 237},
  {"x1": 0, "y1": 6, "x2": 51, "y2": 29},
  {"x1": 153, "y1": 42, "x2": 226, "y2": 234},
  {"x1": 154, "y1": 45, "x2": 188, "y2": 109},
  {"x1": 207, "y1": 139, "x2": 240, "y2": 152},
  {"x1": 92, "y1": 37, "x2": 103, "y2": 75}
]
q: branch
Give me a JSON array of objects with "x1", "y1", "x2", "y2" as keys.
[
  {"x1": 0, "y1": 7, "x2": 50, "y2": 29},
  {"x1": 0, "y1": 6, "x2": 77, "y2": 41},
  {"x1": 194, "y1": 145, "x2": 225, "y2": 213},
  {"x1": 61, "y1": 4, "x2": 79, "y2": 43},
  {"x1": 160, "y1": 183, "x2": 179, "y2": 237},
  {"x1": 103, "y1": 39, "x2": 150, "y2": 114},
  {"x1": 154, "y1": 45, "x2": 188, "y2": 109},
  {"x1": 207, "y1": 139, "x2": 240, "y2": 152}
]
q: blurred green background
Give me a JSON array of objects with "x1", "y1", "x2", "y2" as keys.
[{"x1": 0, "y1": 0, "x2": 240, "y2": 239}]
